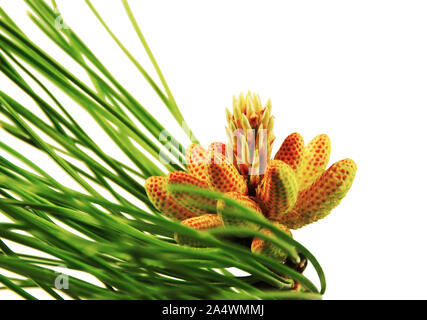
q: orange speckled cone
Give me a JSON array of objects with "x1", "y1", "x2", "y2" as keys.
[{"x1": 145, "y1": 91, "x2": 357, "y2": 289}]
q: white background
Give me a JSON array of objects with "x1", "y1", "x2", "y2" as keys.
[{"x1": 1, "y1": 0, "x2": 427, "y2": 299}]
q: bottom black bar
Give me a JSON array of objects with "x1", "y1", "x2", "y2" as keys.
[{"x1": 0, "y1": 300, "x2": 419, "y2": 319}]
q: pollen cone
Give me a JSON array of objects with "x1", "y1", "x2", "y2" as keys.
[
  {"x1": 251, "y1": 222, "x2": 293, "y2": 262},
  {"x1": 217, "y1": 192, "x2": 263, "y2": 232},
  {"x1": 145, "y1": 176, "x2": 198, "y2": 220},
  {"x1": 274, "y1": 158, "x2": 357, "y2": 229},
  {"x1": 174, "y1": 214, "x2": 223, "y2": 247},
  {"x1": 256, "y1": 160, "x2": 298, "y2": 220},
  {"x1": 167, "y1": 171, "x2": 216, "y2": 215}
]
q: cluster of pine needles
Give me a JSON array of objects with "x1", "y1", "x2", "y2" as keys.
[{"x1": 0, "y1": 0, "x2": 325, "y2": 299}]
